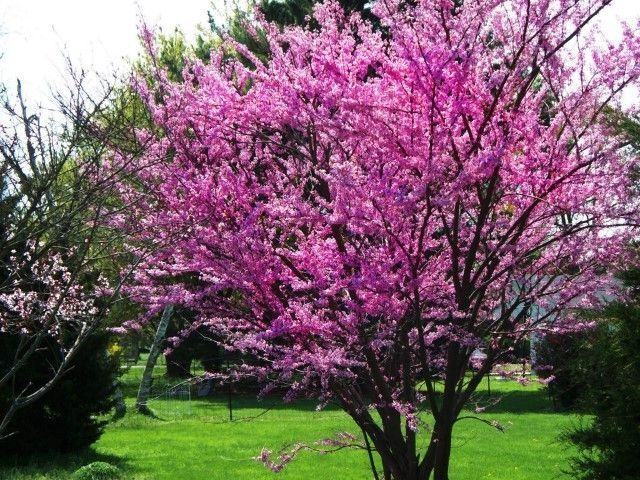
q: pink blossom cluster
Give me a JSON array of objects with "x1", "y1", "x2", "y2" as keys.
[{"x1": 0, "y1": 244, "x2": 109, "y2": 341}]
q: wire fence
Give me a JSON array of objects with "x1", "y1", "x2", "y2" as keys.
[
  {"x1": 147, "y1": 381, "x2": 193, "y2": 418},
  {"x1": 120, "y1": 353, "x2": 225, "y2": 420}
]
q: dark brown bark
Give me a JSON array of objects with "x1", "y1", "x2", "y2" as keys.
[
  {"x1": 433, "y1": 420, "x2": 454, "y2": 480},
  {"x1": 379, "y1": 341, "x2": 464, "y2": 480}
]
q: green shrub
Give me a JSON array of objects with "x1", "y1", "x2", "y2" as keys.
[
  {"x1": 0, "y1": 332, "x2": 119, "y2": 455},
  {"x1": 72, "y1": 461, "x2": 121, "y2": 480},
  {"x1": 563, "y1": 300, "x2": 640, "y2": 480}
]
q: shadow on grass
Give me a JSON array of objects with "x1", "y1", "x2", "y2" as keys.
[
  {"x1": 120, "y1": 367, "x2": 566, "y2": 420},
  {"x1": 465, "y1": 389, "x2": 563, "y2": 414},
  {"x1": 162, "y1": 387, "x2": 562, "y2": 417},
  {"x1": 185, "y1": 394, "x2": 346, "y2": 414},
  {"x1": 0, "y1": 448, "x2": 131, "y2": 476}
]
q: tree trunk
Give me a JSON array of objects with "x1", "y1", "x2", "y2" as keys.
[
  {"x1": 136, "y1": 305, "x2": 173, "y2": 415},
  {"x1": 347, "y1": 402, "x2": 458, "y2": 480},
  {"x1": 112, "y1": 382, "x2": 126, "y2": 420},
  {"x1": 343, "y1": 338, "x2": 471, "y2": 480},
  {"x1": 415, "y1": 417, "x2": 455, "y2": 480},
  {"x1": 128, "y1": 335, "x2": 141, "y2": 364},
  {"x1": 433, "y1": 419, "x2": 454, "y2": 480},
  {"x1": 432, "y1": 343, "x2": 462, "y2": 480}
]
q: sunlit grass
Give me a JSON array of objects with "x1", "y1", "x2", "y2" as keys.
[{"x1": 0, "y1": 364, "x2": 576, "y2": 480}]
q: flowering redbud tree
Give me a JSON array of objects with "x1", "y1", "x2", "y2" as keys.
[{"x1": 115, "y1": 1, "x2": 640, "y2": 478}]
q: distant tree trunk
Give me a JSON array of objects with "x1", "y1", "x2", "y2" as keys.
[
  {"x1": 136, "y1": 305, "x2": 173, "y2": 415},
  {"x1": 128, "y1": 334, "x2": 141, "y2": 364},
  {"x1": 112, "y1": 382, "x2": 126, "y2": 420}
]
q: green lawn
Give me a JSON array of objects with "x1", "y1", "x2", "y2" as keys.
[{"x1": 0, "y1": 365, "x2": 576, "y2": 480}]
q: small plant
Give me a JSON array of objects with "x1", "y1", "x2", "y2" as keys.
[{"x1": 72, "y1": 462, "x2": 121, "y2": 480}]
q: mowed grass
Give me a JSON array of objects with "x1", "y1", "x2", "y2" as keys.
[{"x1": 0, "y1": 365, "x2": 576, "y2": 480}]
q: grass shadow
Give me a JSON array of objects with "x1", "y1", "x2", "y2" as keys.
[
  {"x1": 0, "y1": 448, "x2": 132, "y2": 478},
  {"x1": 169, "y1": 389, "x2": 562, "y2": 417},
  {"x1": 463, "y1": 388, "x2": 566, "y2": 414}
]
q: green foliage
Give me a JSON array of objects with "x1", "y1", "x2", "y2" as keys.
[
  {"x1": 604, "y1": 109, "x2": 640, "y2": 152},
  {"x1": 258, "y1": 0, "x2": 374, "y2": 25},
  {"x1": 152, "y1": 32, "x2": 217, "y2": 82},
  {"x1": 204, "y1": 0, "x2": 378, "y2": 69},
  {"x1": 563, "y1": 291, "x2": 640, "y2": 480},
  {"x1": 258, "y1": 0, "x2": 316, "y2": 26},
  {"x1": 72, "y1": 462, "x2": 121, "y2": 480},
  {"x1": 163, "y1": 310, "x2": 223, "y2": 378},
  {"x1": 0, "y1": 333, "x2": 119, "y2": 455}
]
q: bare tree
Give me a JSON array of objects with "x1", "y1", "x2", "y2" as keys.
[{"x1": 0, "y1": 70, "x2": 145, "y2": 439}]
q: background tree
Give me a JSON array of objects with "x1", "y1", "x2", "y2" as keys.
[
  {"x1": 0, "y1": 72, "x2": 143, "y2": 441},
  {"x1": 135, "y1": 305, "x2": 173, "y2": 414},
  {"x1": 208, "y1": 0, "x2": 376, "y2": 66}
]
